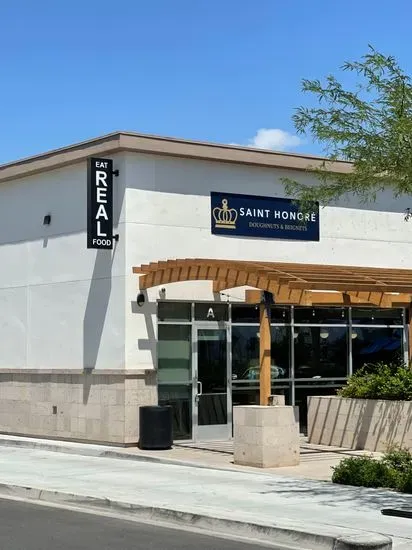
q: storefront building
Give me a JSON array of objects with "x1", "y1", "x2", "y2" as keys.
[{"x1": 0, "y1": 131, "x2": 410, "y2": 444}]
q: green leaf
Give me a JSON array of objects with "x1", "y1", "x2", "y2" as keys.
[{"x1": 285, "y1": 46, "x2": 412, "y2": 206}]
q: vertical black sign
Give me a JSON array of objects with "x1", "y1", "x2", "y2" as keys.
[{"x1": 87, "y1": 157, "x2": 113, "y2": 249}]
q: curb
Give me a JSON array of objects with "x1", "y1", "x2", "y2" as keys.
[
  {"x1": 0, "y1": 437, "x2": 266, "y2": 475},
  {"x1": 0, "y1": 483, "x2": 392, "y2": 550},
  {"x1": 0, "y1": 436, "x2": 197, "y2": 465}
]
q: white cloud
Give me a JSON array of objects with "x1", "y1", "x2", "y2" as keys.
[{"x1": 232, "y1": 128, "x2": 302, "y2": 152}]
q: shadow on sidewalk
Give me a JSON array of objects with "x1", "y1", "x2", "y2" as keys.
[{"x1": 257, "y1": 477, "x2": 412, "y2": 510}]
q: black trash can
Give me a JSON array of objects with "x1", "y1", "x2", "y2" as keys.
[{"x1": 139, "y1": 405, "x2": 173, "y2": 450}]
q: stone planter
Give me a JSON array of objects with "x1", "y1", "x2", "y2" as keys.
[
  {"x1": 308, "y1": 395, "x2": 412, "y2": 452},
  {"x1": 233, "y1": 405, "x2": 300, "y2": 468}
]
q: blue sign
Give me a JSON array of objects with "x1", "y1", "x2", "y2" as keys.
[{"x1": 211, "y1": 192, "x2": 319, "y2": 241}]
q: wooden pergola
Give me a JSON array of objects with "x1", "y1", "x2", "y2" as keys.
[{"x1": 133, "y1": 259, "x2": 412, "y2": 406}]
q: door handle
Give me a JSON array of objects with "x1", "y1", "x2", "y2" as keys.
[{"x1": 197, "y1": 381, "x2": 203, "y2": 396}]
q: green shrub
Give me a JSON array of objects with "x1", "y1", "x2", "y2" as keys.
[
  {"x1": 383, "y1": 444, "x2": 412, "y2": 474},
  {"x1": 338, "y1": 360, "x2": 412, "y2": 401},
  {"x1": 396, "y1": 468, "x2": 412, "y2": 493},
  {"x1": 332, "y1": 446, "x2": 412, "y2": 492},
  {"x1": 332, "y1": 360, "x2": 412, "y2": 490},
  {"x1": 331, "y1": 456, "x2": 395, "y2": 488}
]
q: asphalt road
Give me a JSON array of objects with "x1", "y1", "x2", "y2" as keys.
[{"x1": 0, "y1": 498, "x2": 286, "y2": 550}]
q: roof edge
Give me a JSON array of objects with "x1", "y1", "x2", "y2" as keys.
[
  {"x1": 0, "y1": 131, "x2": 352, "y2": 184},
  {"x1": 0, "y1": 133, "x2": 123, "y2": 184}
]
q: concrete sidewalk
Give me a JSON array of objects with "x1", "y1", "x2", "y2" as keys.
[
  {"x1": 0, "y1": 444, "x2": 409, "y2": 549},
  {"x1": 0, "y1": 434, "x2": 383, "y2": 481}
]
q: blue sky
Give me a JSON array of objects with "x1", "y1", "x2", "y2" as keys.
[{"x1": 1, "y1": 0, "x2": 411, "y2": 164}]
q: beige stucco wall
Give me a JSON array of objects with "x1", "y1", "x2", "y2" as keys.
[{"x1": 308, "y1": 395, "x2": 412, "y2": 452}]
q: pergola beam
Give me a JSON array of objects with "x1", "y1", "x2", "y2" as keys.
[
  {"x1": 134, "y1": 258, "x2": 412, "y2": 305},
  {"x1": 288, "y1": 281, "x2": 412, "y2": 293},
  {"x1": 244, "y1": 289, "x2": 412, "y2": 307}
]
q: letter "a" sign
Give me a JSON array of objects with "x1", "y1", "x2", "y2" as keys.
[{"x1": 207, "y1": 308, "x2": 215, "y2": 319}]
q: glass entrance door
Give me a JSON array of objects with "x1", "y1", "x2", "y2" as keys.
[{"x1": 194, "y1": 326, "x2": 231, "y2": 441}]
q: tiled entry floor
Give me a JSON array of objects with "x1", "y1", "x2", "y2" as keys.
[
  {"x1": 176, "y1": 437, "x2": 382, "y2": 463},
  {"x1": 176, "y1": 440, "x2": 234, "y2": 454}
]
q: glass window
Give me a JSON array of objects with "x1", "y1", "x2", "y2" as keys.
[
  {"x1": 294, "y1": 326, "x2": 348, "y2": 378},
  {"x1": 352, "y1": 327, "x2": 404, "y2": 372},
  {"x1": 232, "y1": 305, "x2": 259, "y2": 324},
  {"x1": 232, "y1": 326, "x2": 259, "y2": 382},
  {"x1": 158, "y1": 384, "x2": 192, "y2": 440},
  {"x1": 231, "y1": 326, "x2": 290, "y2": 382},
  {"x1": 271, "y1": 327, "x2": 290, "y2": 379},
  {"x1": 271, "y1": 306, "x2": 291, "y2": 323},
  {"x1": 231, "y1": 383, "x2": 291, "y2": 408},
  {"x1": 157, "y1": 325, "x2": 191, "y2": 383},
  {"x1": 194, "y1": 303, "x2": 228, "y2": 321},
  {"x1": 232, "y1": 384, "x2": 259, "y2": 407},
  {"x1": 351, "y1": 308, "x2": 404, "y2": 325},
  {"x1": 294, "y1": 307, "x2": 347, "y2": 324},
  {"x1": 158, "y1": 302, "x2": 191, "y2": 322},
  {"x1": 231, "y1": 305, "x2": 290, "y2": 323}
]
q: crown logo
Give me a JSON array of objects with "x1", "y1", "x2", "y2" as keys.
[{"x1": 213, "y1": 198, "x2": 238, "y2": 229}]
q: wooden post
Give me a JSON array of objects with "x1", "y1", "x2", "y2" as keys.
[{"x1": 259, "y1": 302, "x2": 271, "y2": 406}]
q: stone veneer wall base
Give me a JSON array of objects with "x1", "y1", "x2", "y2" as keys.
[
  {"x1": 308, "y1": 395, "x2": 412, "y2": 452},
  {"x1": 0, "y1": 370, "x2": 157, "y2": 445}
]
